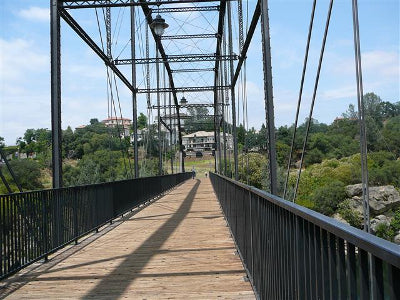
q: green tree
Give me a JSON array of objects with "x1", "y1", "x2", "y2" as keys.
[{"x1": 137, "y1": 113, "x2": 148, "y2": 129}]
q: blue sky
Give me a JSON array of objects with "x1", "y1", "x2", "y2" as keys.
[{"x1": 0, "y1": 0, "x2": 399, "y2": 145}]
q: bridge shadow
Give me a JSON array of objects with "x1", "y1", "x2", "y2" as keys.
[{"x1": 82, "y1": 179, "x2": 201, "y2": 299}]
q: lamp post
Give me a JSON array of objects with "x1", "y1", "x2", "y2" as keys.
[{"x1": 150, "y1": 14, "x2": 168, "y2": 175}]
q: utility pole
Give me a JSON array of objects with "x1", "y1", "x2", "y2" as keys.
[
  {"x1": 51, "y1": 0, "x2": 62, "y2": 188},
  {"x1": 260, "y1": 0, "x2": 278, "y2": 194}
]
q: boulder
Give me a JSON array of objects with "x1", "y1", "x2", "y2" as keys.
[
  {"x1": 333, "y1": 213, "x2": 350, "y2": 226},
  {"x1": 370, "y1": 215, "x2": 391, "y2": 234},
  {"x1": 345, "y1": 184, "x2": 400, "y2": 215},
  {"x1": 394, "y1": 232, "x2": 400, "y2": 245}
]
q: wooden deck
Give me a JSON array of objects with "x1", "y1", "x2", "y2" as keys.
[{"x1": 1, "y1": 178, "x2": 254, "y2": 299}]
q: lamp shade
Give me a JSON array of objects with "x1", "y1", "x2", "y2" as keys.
[
  {"x1": 150, "y1": 15, "x2": 169, "y2": 36},
  {"x1": 180, "y1": 96, "x2": 187, "y2": 105}
]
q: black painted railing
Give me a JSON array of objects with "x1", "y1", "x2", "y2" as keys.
[
  {"x1": 0, "y1": 172, "x2": 191, "y2": 279},
  {"x1": 210, "y1": 172, "x2": 400, "y2": 300}
]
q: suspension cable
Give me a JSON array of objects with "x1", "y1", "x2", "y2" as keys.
[
  {"x1": 293, "y1": 0, "x2": 334, "y2": 202},
  {"x1": 283, "y1": 0, "x2": 317, "y2": 200}
]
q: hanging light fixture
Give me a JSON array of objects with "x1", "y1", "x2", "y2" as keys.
[
  {"x1": 180, "y1": 95, "x2": 187, "y2": 105},
  {"x1": 150, "y1": 14, "x2": 169, "y2": 37}
]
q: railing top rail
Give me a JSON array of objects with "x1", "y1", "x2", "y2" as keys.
[
  {"x1": 0, "y1": 172, "x2": 191, "y2": 197},
  {"x1": 211, "y1": 172, "x2": 400, "y2": 269}
]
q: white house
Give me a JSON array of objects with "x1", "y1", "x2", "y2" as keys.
[{"x1": 182, "y1": 131, "x2": 233, "y2": 152}]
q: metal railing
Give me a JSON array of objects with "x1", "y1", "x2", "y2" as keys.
[
  {"x1": 210, "y1": 172, "x2": 400, "y2": 299},
  {"x1": 0, "y1": 173, "x2": 191, "y2": 279}
]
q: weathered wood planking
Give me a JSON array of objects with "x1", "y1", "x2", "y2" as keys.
[{"x1": 2, "y1": 179, "x2": 255, "y2": 299}]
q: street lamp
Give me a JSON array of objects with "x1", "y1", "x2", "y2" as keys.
[{"x1": 150, "y1": 15, "x2": 169, "y2": 37}]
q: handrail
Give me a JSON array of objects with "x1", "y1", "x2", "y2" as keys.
[
  {"x1": 210, "y1": 172, "x2": 400, "y2": 299},
  {"x1": 0, "y1": 173, "x2": 191, "y2": 279}
]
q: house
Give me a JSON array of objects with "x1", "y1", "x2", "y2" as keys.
[
  {"x1": 182, "y1": 131, "x2": 233, "y2": 153},
  {"x1": 102, "y1": 117, "x2": 132, "y2": 137}
]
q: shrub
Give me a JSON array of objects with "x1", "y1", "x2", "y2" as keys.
[
  {"x1": 337, "y1": 200, "x2": 362, "y2": 228},
  {"x1": 375, "y1": 223, "x2": 395, "y2": 241},
  {"x1": 311, "y1": 180, "x2": 346, "y2": 216}
]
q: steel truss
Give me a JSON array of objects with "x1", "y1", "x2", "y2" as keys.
[
  {"x1": 153, "y1": 6, "x2": 219, "y2": 13},
  {"x1": 62, "y1": 0, "x2": 236, "y2": 9},
  {"x1": 114, "y1": 54, "x2": 238, "y2": 65},
  {"x1": 138, "y1": 86, "x2": 230, "y2": 94},
  {"x1": 153, "y1": 103, "x2": 228, "y2": 109},
  {"x1": 161, "y1": 34, "x2": 217, "y2": 40},
  {"x1": 171, "y1": 68, "x2": 215, "y2": 73}
]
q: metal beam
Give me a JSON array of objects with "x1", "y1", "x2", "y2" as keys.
[
  {"x1": 160, "y1": 117, "x2": 172, "y2": 133},
  {"x1": 114, "y1": 54, "x2": 238, "y2": 65},
  {"x1": 138, "y1": 85, "x2": 230, "y2": 93},
  {"x1": 131, "y1": 3, "x2": 139, "y2": 178},
  {"x1": 59, "y1": 9, "x2": 135, "y2": 92},
  {"x1": 160, "y1": 34, "x2": 217, "y2": 40},
  {"x1": 260, "y1": 0, "x2": 277, "y2": 194},
  {"x1": 153, "y1": 103, "x2": 228, "y2": 109},
  {"x1": 171, "y1": 68, "x2": 215, "y2": 73},
  {"x1": 51, "y1": 0, "x2": 62, "y2": 188},
  {"x1": 153, "y1": 6, "x2": 219, "y2": 13},
  {"x1": 62, "y1": 0, "x2": 235, "y2": 9},
  {"x1": 214, "y1": 0, "x2": 226, "y2": 174},
  {"x1": 232, "y1": 1, "x2": 260, "y2": 88}
]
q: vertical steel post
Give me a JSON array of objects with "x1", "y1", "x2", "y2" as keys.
[
  {"x1": 131, "y1": 4, "x2": 139, "y2": 178},
  {"x1": 169, "y1": 92, "x2": 174, "y2": 173},
  {"x1": 352, "y1": 0, "x2": 370, "y2": 233},
  {"x1": 260, "y1": 0, "x2": 277, "y2": 194},
  {"x1": 227, "y1": 1, "x2": 238, "y2": 180},
  {"x1": 156, "y1": 46, "x2": 162, "y2": 175},
  {"x1": 51, "y1": 0, "x2": 62, "y2": 188}
]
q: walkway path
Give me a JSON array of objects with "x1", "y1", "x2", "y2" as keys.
[{"x1": 2, "y1": 178, "x2": 254, "y2": 299}]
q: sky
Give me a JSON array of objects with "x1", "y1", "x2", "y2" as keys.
[{"x1": 0, "y1": 0, "x2": 399, "y2": 145}]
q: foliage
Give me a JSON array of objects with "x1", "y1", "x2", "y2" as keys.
[
  {"x1": 337, "y1": 200, "x2": 362, "y2": 228},
  {"x1": 311, "y1": 181, "x2": 346, "y2": 216},
  {"x1": 0, "y1": 159, "x2": 43, "y2": 193},
  {"x1": 237, "y1": 153, "x2": 267, "y2": 189},
  {"x1": 137, "y1": 113, "x2": 148, "y2": 129},
  {"x1": 375, "y1": 223, "x2": 395, "y2": 241}
]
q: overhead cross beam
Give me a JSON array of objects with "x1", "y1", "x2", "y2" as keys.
[
  {"x1": 138, "y1": 85, "x2": 230, "y2": 94},
  {"x1": 160, "y1": 34, "x2": 217, "y2": 40},
  {"x1": 114, "y1": 54, "x2": 238, "y2": 65},
  {"x1": 171, "y1": 68, "x2": 215, "y2": 73},
  {"x1": 62, "y1": 0, "x2": 235, "y2": 9},
  {"x1": 152, "y1": 103, "x2": 228, "y2": 109},
  {"x1": 153, "y1": 6, "x2": 220, "y2": 13}
]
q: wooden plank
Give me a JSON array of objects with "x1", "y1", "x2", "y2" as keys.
[{"x1": 2, "y1": 179, "x2": 255, "y2": 299}]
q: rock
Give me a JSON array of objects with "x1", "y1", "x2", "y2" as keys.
[
  {"x1": 346, "y1": 184, "x2": 363, "y2": 197},
  {"x1": 394, "y1": 232, "x2": 400, "y2": 245},
  {"x1": 333, "y1": 213, "x2": 350, "y2": 226},
  {"x1": 345, "y1": 184, "x2": 400, "y2": 215},
  {"x1": 369, "y1": 186, "x2": 400, "y2": 214},
  {"x1": 370, "y1": 215, "x2": 391, "y2": 234}
]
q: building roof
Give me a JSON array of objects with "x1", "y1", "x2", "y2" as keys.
[
  {"x1": 102, "y1": 117, "x2": 132, "y2": 122},
  {"x1": 182, "y1": 131, "x2": 215, "y2": 138}
]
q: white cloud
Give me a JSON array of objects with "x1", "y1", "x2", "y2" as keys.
[
  {"x1": 18, "y1": 7, "x2": 49, "y2": 22},
  {"x1": 0, "y1": 38, "x2": 48, "y2": 82}
]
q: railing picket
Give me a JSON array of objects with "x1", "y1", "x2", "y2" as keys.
[
  {"x1": 338, "y1": 238, "x2": 347, "y2": 299},
  {"x1": 359, "y1": 249, "x2": 370, "y2": 299}
]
